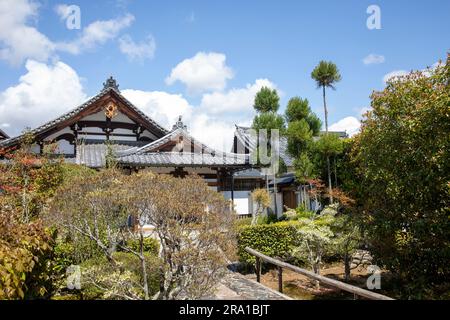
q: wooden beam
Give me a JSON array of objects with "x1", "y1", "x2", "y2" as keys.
[{"x1": 245, "y1": 247, "x2": 394, "y2": 300}]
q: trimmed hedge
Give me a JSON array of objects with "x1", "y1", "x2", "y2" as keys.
[{"x1": 237, "y1": 221, "x2": 302, "y2": 264}]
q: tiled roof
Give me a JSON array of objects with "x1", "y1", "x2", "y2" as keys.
[
  {"x1": 117, "y1": 151, "x2": 249, "y2": 167},
  {"x1": 116, "y1": 127, "x2": 252, "y2": 168},
  {"x1": 0, "y1": 128, "x2": 9, "y2": 140},
  {"x1": 0, "y1": 86, "x2": 169, "y2": 148},
  {"x1": 76, "y1": 140, "x2": 148, "y2": 168},
  {"x1": 234, "y1": 125, "x2": 294, "y2": 167}
]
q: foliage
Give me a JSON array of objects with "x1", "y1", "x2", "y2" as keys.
[
  {"x1": 311, "y1": 61, "x2": 342, "y2": 90},
  {"x1": 293, "y1": 221, "x2": 333, "y2": 275},
  {"x1": 284, "y1": 97, "x2": 321, "y2": 183},
  {"x1": 80, "y1": 252, "x2": 161, "y2": 300},
  {"x1": 253, "y1": 86, "x2": 280, "y2": 113},
  {"x1": 237, "y1": 221, "x2": 302, "y2": 264},
  {"x1": 125, "y1": 237, "x2": 159, "y2": 256},
  {"x1": 281, "y1": 205, "x2": 316, "y2": 221},
  {"x1": 0, "y1": 132, "x2": 65, "y2": 222},
  {"x1": 311, "y1": 60, "x2": 342, "y2": 202},
  {"x1": 48, "y1": 169, "x2": 127, "y2": 264},
  {"x1": 251, "y1": 87, "x2": 286, "y2": 174},
  {"x1": 331, "y1": 215, "x2": 363, "y2": 281},
  {"x1": 252, "y1": 112, "x2": 285, "y2": 134},
  {"x1": 352, "y1": 55, "x2": 450, "y2": 297},
  {"x1": 285, "y1": 97, "x2": 321, "y2": 135},
  {"x1": 314, "y1": 133, "x2": 344, "y2": 157},
  {"x1": 0, "y1": 208, "x2": 55, "y2": 299},
  {"x1": 122, "y1": 173, "x2": 236, "y2": 300}
]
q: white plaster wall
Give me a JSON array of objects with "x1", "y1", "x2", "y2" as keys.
[
  {"x1": 82, "y1": 111, "x2": 108, "y2": 121},
  {"x1": 110, "y1": 135, "x2": 136, "y2": 141},
  {"x1": 222, "y1": 191, "x2": 252, "y2": 215},
  {"x1": 113, "y1": 112, "x2": 135, "y2": 124}
]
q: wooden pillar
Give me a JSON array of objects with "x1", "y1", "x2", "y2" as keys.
[
  {"x1": 278, "y1": 266, "x2": 283, "y2": 293},
  {"x1": 216, "y1": 168, "x2": 221, "y2": 192},
  {"x1": 255, "y1": 257, "x2": 261, "y2": 283},
  {"x1": 231, "y1": 171, "x2": 235, "y2": 205}
]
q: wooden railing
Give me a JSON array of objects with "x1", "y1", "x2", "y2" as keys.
[{"x1": 245, "y1": 247, "x2": 394, "y2": 300}]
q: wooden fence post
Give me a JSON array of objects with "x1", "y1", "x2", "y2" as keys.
[
  {"x1": 255, "y1": 257, "x2": 261, "y2": 283},
  {"x1": 278, "y1": 266, "x2": 283, "y2": 293}
]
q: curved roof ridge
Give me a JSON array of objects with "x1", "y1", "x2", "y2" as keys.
[{"x1": 0, "y1": 86, "x2": 169, "y2": 147}]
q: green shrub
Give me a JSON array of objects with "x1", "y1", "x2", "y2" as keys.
[
  {"x1": 125, "y1": 237, "x2": 159, "y2": 256},
  {"x1": 237, "y1": 221, "x2": 303, "y2": 264},
  {"x1": 257, "y1": 212, "x2": 279, "y2": 224},
  {"x1": 234, "y1": 217, "x2": 252, "y2": 229}
]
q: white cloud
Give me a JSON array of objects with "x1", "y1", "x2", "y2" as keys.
[
  {"x1": 0, "y1": 59, "x2": 86, "y2": 137},
  {"x1": 118, "y1": 34, "x2": 156, "y2": 62},
  {"x1": 200, "y1": 78, "x2": 277, "y2": 116},
  {"x1": 329, "y1": 116, "x2": 361, "y2": 137},
  {"x1": 166, "y1": 52, "x2": 234, "y2": 94},
  {"x1": 0, "y1": 0, "x2": 134, "y2": 65},
  {"x1": 0, "y1": 0, "x2": 55, "y2": 66},
  {"x1": 122, "y1": 89, "x2": 236, "y2": 150},
  {"x1": 383, "y1": 70, "x2": 408, "y2": 83},
  {"x1": 54, "y1": 4, "x2": 71, "y2": 21},
  {"x1": 121, "y1": 89, "x2": 193, "y2": 130},
  {"x1": 57, "y1": 13, "x2": 135, "y2": 54},
  {"x1": 363, "y1": 54, "x2": 385, "y2": 65},
  {"x1": 122, "y1": 77, "x2": 279, "y2": 151}
]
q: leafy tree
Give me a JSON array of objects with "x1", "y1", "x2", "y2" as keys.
[
  {"x1": 123, "y1": 173, "x2": 235, "y2": 300},
  {"x1": 284, "y1": 97, "x2": 321, "y2": 182},
  {"x1": 48, "y1": 169, "x2": 127, "y2": 265},
  {"x1": 292, "y1": 210, "x2": 335, "y2": 282},
  {"x1": 252, "y1": 88, "x2": 285, "y2": 175},
  {"x1": 313, "y1": 133, "x2": 344, "y2": 195},
  {"x1": 49, "y1": 171, "x2": 236, "y2": 300},
  {"x1": 332, "y1": 215, "x2": 363, "y2": 282},
  {"x1": 252, "y1": 112, "x2": 285, "y2": 134},
  {"x1": 0, "y1": 205, "x2": 55, "y2": 299},
  {"x1": 352, "y1": 55, "x2": 450, "y2": 297},
  {"x1": 0, "y1": 131, "x2": 64, "y2": 222},
  {"x1": 285, "y1": 97, "x2": 321, "y2": 135},
  {"x1": 311, "y1": 61, "x2": 342, "y2": 201},
  {"x1": 253, "y1": 86, "x2": 280, "y2": 113}
]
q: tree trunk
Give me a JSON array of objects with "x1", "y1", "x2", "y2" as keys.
[
  {"x1": 322, "y1": 85, "x2": 328, "y2": 132},
  {"x1": 344, "y1": 253, "x2": 351, "y2": 282},
  {"x1": 140, "y1": 232, "x2": 150, "y2": 300},
  {"x1": 322, "y1": 85, "x2": 333, "y2": 203},
  {"x1": 327, "y1": 156, "x2": 333, "y2": 203},
  {"x1": 334, "y1": 156, "x2": 338, "y2": 188}
]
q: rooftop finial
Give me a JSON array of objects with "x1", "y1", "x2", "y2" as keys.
[
  {"x1": 172, "y1": 115, "x2": 187, "y2": 131},
  {"x1": 103, "y1": 76, "x2": 119, "y2": 91}
]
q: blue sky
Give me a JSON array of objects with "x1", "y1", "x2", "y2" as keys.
[{"x1": 0, "y1": 0, "x2": 448, "y2": 150}]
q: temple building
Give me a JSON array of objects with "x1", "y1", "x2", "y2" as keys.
[
  {"x1": 0, "y1": 76, "x2": 349, "y2": 217},
  {"x1": 0, "y1": 77, "x2": 256, "y2": 214},
  {"x1": 232, "y1": 125, "x2": 348, "y2": 216},
  {"x1": 0, "y1": 128, "x2": 8, "y2": 141}
]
